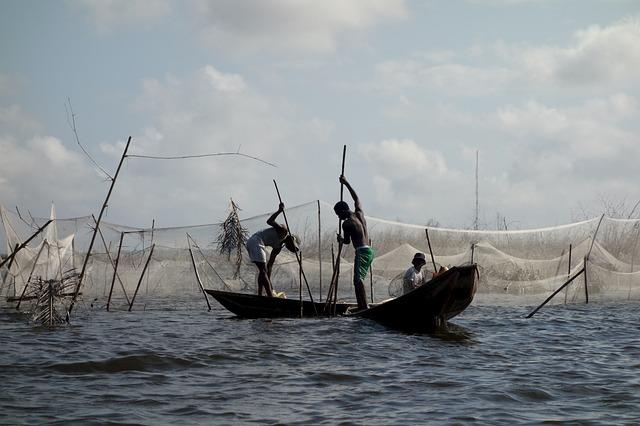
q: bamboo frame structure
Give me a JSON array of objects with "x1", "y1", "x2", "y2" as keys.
[
  {"x1": 68, "y1": 136, "x2": 132, "y2": 321},
  {"x1": 187, "y1": 236, "x2": 212, "y2": 311},
  {"x1": 106, "y1": 232, "x2": 125, "y2": 311},
  {"x1": 15, "y1": 242, "x2": 46, "y2": 310},
  {"x1": 0, "y1": 219, "x2": 53, "y2": 270},
  {"x1": 128, "y1": 243, "x2": 155, "y2": 312},
  {"x1": 273, "y1": 180, "x2": 317, "y2": 316}
]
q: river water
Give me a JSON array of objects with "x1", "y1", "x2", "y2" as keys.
[{"x1": 1, "y1": 299, "x2": 639, "y2": 425}]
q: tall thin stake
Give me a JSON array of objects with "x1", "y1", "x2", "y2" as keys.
[
  {"x1": 128, "y1": 243, "x2": 155, "y2": 312},
  {"x1": 526, "y1": 266, "x2": 586, "y2": 318},
  {"x1": 187, "y1": 237, "x2": 212, "y2": 311},
  {"x1": 16, "y1": 242, "x2": 46, "y2": 310},
  {"x1": 68, "y1": 136, "x2": 132, "y2": 321},
  {"x1": 0, "y1": 220, "x2": 52, "y2": 269},
  {"x1": 317, "y1": 200, "x2": 322, "y2": 302},
  {"x1": 564, "y1": 243, "x2": 572, "y2": 304},
  {"x1": 107, "y1": 232, "x2": 125, "y2": 311},
  {"x1": 425, "y1": 228, "x2": 437, "y2": 272},
  {"x1": 273, "y1": 180, "x2": 317, "y2": 316},
  {"x1": 326, "y1": 145, "x2": 346, "y2": 315},
  {"x1": 93, "y1": 215, "x2": 130, "y2": 305},
  {"x1": 369, "y1": 238, "x2": 374, "y2": 303},
  {"x1": 584, "y1": 256, "x2": 589, "y2": 304}
]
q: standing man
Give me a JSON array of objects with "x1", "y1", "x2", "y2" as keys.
[
  {"x1": 403, "y1": 252, "x2": 427, "y2": 294},
  {"x1": 246, "y1": 203, "x2": 300, "y2": 297},
  {"x1": 334, "y1": 175, "x2": 374, "y2": 310}
]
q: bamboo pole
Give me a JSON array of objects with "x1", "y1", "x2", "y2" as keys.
[
  {"x1": 16, "y1": 242, "x2": 47, "y2": 310},
  {"x1": 325, "y1": 145, "x2": 346, "y2": 316},
  {"x1": 68, "y1": 136, "x2": 132, "y2": 321},
  {"x1": 188, "y1": 233, "x2": 233, "y2": 291},
  {"x1": 317, "y1": 200, "x2": 322, "y2": 302},
  {"x1": 470, "y1": 243, "x2": 476, "y2": 264},
  {"x1": 526, "y1": 266, "x2": 586, "y2": 318},
  {"x1": 369, "y1": 238, "x2": 374, "y2": 303},
  {"x1": 273, "y1": 180, "x2": 317, "y2": 316},
  {"x1": 106, "y1": 232, "x2": 125, "y2": 311},
  {"x1": 0, "y1": 220, "x2": 52, "y2": 269},
  {"x1": 299, "y1": 251, "x2": 303, "y2": 318},
  {"x1": 93, "y1": 216, "x2": 130, "y2": 306},
  {"x1": 425, "y1": 228, "x2": 437, "y2": 272},
  {"x1": 187, "y1": 236, "x2": 212, "y2": 311},
  {"x1": 128, "y1": 243, "x2": 155, "y2": 312},
  {"x1": 564, "y1": 244, "x2": 572, "y2": 304},
  {"x1": 1, "y1": 243, "x2": 19, "y2": 291},
  {"x1": 584, "y1": 256, "x2": 589, "y2": 304}
]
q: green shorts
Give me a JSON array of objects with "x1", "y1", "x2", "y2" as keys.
[{"x1": 354, "y1": 246, "x2": 375, "y2": 282}]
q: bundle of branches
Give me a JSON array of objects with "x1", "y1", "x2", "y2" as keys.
[
  {"x1": 31, "y1": 271, "x2": 79, "y2": 326},
  {"x1": 216, "y1": 199, "x2": 248, "y2": 278}
]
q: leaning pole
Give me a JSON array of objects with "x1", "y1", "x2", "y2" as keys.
[{"x1": 66, "y1": 136, "x2": 132, "y2": 322}]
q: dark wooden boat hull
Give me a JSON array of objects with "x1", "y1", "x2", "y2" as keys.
[
  {"x1": 205, "y1": 289, "x2": 354, "y2": 318},
  {"x1": 354, "y1": 264, "x2": 478, "y2": 331}
]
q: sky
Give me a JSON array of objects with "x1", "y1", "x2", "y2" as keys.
[{"x1": 1, "y1": 0, "x2": 639, "y2": 231}]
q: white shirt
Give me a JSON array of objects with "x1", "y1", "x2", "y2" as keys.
[{"x1": 402, "y1": 266, "x2": 423, "y2": 294}]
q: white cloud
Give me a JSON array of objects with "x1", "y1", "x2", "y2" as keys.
[
  {"x1": 0, "y1": 105, "x2": 43, "y2": 139},
  {"x1": 192, "y1": 0, "x2": 408, "y2": 54},
  {"x1": 67, "y1": 0, "x2": 172, "y2": 32},
  {"x1": 370, "y1": 17, "x2": 640, "y2": 96},
  {"x1": 520, "y1": 18, "x2": 640, "y2": 85},
  {"x1": 361, "y1": 139, "x2": 447, "y2": 179}
]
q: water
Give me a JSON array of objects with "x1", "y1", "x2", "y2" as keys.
[{"x1": 1, "y1": 300, "x2": 639, "y2": 425}]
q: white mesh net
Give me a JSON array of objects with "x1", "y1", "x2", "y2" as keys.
[{"x1": 2, "y1": 201, "x2": 639, "y2": 312}]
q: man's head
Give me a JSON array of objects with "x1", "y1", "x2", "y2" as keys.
[
  {"x1": 412, "y1": 252, "x2": 427, "y2": 271},
  {"x1": 333, "y1": 201, "x2": 350, "y2": 220},
  {"x1": 284, "y1": 234, "x2": 300, "y2": 253}
]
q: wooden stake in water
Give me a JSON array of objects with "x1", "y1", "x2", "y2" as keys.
[
  {"x1": 0, "y1": 220, "x2": 52, "y2": 270},
  {"x1": 94, "y1": 215, "x2": 130, "y2": 306},
  {"x1": 128, "y1": 243, "x2": 155, "y2": 312},
  {"x1": 68, "y1": 136, "x2": 132, "y2": 321},
  {"x1": 273, "y1": 180, "x2": 317, "y2": 316},
  {"x1": 317, "y1": 200, "x2": 322, "y2": 302},
  {"x1": 107, "y1": 232, "x2": 125, "y2": 311},
  {"x1": 425, "y1": 228, "x2": 437, "y2": 272},
  {"x1": 187, "y1": 236, "x2": 212, "y2": 311},
  {"x1": 526, "y1": 266, "x2": 585, "y2": 318}
]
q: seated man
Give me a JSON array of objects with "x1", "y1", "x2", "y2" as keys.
[
  {"x1": 403, "y1": 252, "x2": 427, "y2": 294},
  {"x1": 246, "y1": 203, "x2": 300, "y2": 297}
]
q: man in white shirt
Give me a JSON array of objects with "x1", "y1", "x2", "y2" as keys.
[{"x1": 402, "y1": 252, "x2": 427, "y2": 295}]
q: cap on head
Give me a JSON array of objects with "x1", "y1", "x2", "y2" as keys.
[
  {"x1": 333, "y1": 201, "x2": 349, "y2": 213},
  {"x1": 285, "y1": 234, "x2": 300, "y2": 252},
  {"x1": 412, "y1": 252, "x2": 427, "y2": 264}
]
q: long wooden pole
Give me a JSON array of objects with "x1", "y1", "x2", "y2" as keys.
[
  {"x1": 93, "y1": 215, "x2": 130, "y2": 305},
  {"x1": 273, "y1": 180, "x2": 317, "y2": 315},
  {"x1": 369, "y1": 238, "x2": 374, "y2": 303},
  {"x1": 16, "y1": 242, "x2": 47, "y2": 310},
  {"x1": 299, "y1": 251, "x2": 303, "y2": 318},
  {"x1": 584, "y1": 256, "x2": 589, "y2": 304},
  {"x1": 187, "y1": 238, "x2": 212, "y2": 311},
  {"x1": 128, "y1": 243, "x2": 155, "y2": 312},
  {"x1": 1, "y1": 243, "x2": 19, "y2": 291},
  {"x1": 564, "y1": 243, "x2": 572, "y2": 304},
  {"x1": 526, "y1": 266, "x2": 586, "y2": 318},
  {"x1": 0, "y1": 220, "x2": 53, "y2": 269},
  {"x1": 68, "y1": 136, "x2": 132, "y2": 321},
  {"x1": 425, "y1": 228, "x2": 437, "y2": 272},
  {"x1": 317, "y1": 200, "x2": 322, "y2": 302},
  {"x1": 328, "y1": 145, "x2": 347, "y2": 315},
  {"x1": 106, "y1": 232, "x2": 125, "y2": 311}
]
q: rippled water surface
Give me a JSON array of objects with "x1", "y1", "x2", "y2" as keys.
[{"x1": 2, "y1": 300, "x2": 639, "y2": 425}]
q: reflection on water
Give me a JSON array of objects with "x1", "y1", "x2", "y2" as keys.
[{"x1": 1, "y1": 300, "x2": 639, "y2": 424}]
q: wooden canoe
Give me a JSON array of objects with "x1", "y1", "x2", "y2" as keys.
[
  {"x1": 354, "y1": 264, "x2": 478, "y2": 331},
  {"x1": 204, "y1": 289, "x2": 354, "y2": 318},
  {"x1": 205, "y1": 264, "x2": 477, "y2": 330}
]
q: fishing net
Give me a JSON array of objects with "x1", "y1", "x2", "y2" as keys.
[{"x1": 2, "y1": 201, "x2": 640, "y2": 314}]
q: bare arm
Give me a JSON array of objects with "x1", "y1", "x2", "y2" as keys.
[
  {"x1": 340, "y1": 175, "x2": 362, "y2": 213},
  {"x1": 266, "y1": 245, "x2": 282, "y2": 278},
  {"x1": 267, "y1": 203, "x2": 288, "y2": 235}
]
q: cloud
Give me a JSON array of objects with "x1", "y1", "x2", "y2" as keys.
[
  {"x1": 67, "y1": 0, "x2": 172, "y2": 32},
  {"x1": 370, "y1": 17, "x2": 640, "y2": 97},
  {"x1": 192, "y1": 0, "x2": 408, "y2": 54},
  {"x1": 0, "y1": 105, "x2": 43, "y2": 139},
  {"x1": 520, "y1": 18, "x2": 640, "y2": 85}
]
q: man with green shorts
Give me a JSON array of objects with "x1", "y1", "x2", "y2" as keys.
[{"x1": 334, "y1": 175, "x2": 374, "y2": 311}]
